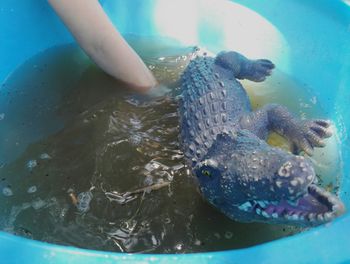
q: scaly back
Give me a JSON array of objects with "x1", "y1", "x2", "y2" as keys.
[{"x1": 179, "y1": 55, "x2": 251, "y2": 165}]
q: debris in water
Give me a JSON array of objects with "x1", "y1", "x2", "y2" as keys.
[
  {"x1": 76, "y1": 191, "x2": 93, "y2": 213},
  {"x1": 105, "y1": 191, "x2": 138, "y2": 204},
  {"x1": 105, "y1": 181, "x2": 171, "y2": 205},
  {"x1": 67, "y1": 189, "x2": 78, "y2": 206},
  {"x1": 124, "y1": 181, "x2": 171, "y2": 196}
]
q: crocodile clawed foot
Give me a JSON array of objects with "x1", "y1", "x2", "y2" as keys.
[
  {"x1": 248, "y1": 59, "x2": 275, "y2": 82},
  {"x1": 291, "y1": 119, "x2": 333, "y2": 156}
]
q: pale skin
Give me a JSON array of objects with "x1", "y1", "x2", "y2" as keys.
[{"x1": 48, "y1": 0, "x2": 158, "y2": 92}]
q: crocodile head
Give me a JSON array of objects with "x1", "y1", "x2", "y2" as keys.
[{"x1": 193, "y1": 131, "x2": 345, "y2": 226}]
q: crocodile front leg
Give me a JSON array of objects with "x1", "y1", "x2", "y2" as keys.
[{"x1": 240, "y1": 104, "x2": 333, "y2": 155}]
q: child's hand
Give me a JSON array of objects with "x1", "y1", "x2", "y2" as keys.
[{"x1": 48, "y1": 0, "x2": 157, "y2": 92}]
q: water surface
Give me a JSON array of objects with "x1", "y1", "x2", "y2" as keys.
[{"x1": 0, "y1": 37, "x2": 342, "y2": 253}]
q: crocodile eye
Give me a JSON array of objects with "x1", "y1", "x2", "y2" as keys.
[{"x1": 201, "y1": 169, "x2": 212, "y2": 177}]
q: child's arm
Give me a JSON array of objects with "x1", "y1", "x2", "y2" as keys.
[{"x1": 48, "y1": 0, "x2": 157, "y2": 92}]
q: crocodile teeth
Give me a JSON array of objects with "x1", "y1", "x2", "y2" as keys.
[
  {"x1": 317, "y1": 214, "x2": 324, "y2": 222},
  {"x1": 284, "y1": 213, "x2": 299, "y2": 221},
  {"x1": 290, "y1": 214, "x2": 299, "y2": 220},
  {"x1": 323, "y1": 212, "x2": 333, "y2": 221},
  {"x1": 332, "y1": 203, "x2": 342, "y2": 212},
  {"x1": 257, "y1": 201, "x2": 267, "y2": 208},
  {"x1": 307, "y1": 213, "x2": 316, "y2": 221},
  {"x1": 271, "y1": 213, "x2": 278, "y2": 218},
  {"x1": 284, "y1": 214, "x2": 292, "y2": 220},
  {"x1": 261, "y1": 211, "x2": 270, "y2": 218},
  {"x1": 328, "y1": 196, "x2": 339, "y2": 206},
  {"x1": 238, "y1": 201, "x2": 253, "y2": 212}
]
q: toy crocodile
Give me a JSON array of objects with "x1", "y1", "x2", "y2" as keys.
[{"x1": 179, "y1": 50, "x2": 345, "y2": 226}]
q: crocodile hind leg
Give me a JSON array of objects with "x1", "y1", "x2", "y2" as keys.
[
  {"x1": 239, "y1": 104, "x2": 333, "y2": 156},
  {"x1": 215, "y1": 51, "x2": 275, "y2": 82}
]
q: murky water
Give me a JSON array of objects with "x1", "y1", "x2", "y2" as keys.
[{"x1": 0, "y1": 37, "x2": 342, "y2": 253}]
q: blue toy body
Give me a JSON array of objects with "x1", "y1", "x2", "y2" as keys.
[{"x1": 179, "y1": 51, "x2": 343, "y2": 226}]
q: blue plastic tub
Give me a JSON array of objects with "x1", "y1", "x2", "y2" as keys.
[{"x1": 0, "y1": 0, "x2": 349, "y2": 263}]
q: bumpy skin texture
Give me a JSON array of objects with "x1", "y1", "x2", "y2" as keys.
[{"x1": 179, "y1": 51, "x2": 344, "y2": 226}]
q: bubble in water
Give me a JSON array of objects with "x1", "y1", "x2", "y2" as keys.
[
  {"x1": 32, "y1": 198, "x2": 46, "y2": 210},
  {"x1": 27, "y1": 186, "x2": 37, "y2": 194},
  {"x1": 131, "y1": 165, "x2": 140, "y2": 171},
  {"x1": 26, "y1": 160, "x2": 37, "y2": 170},
  {"x1": 39, "y1": 153, "x2": 51, "y2": 160},
  {"x1": 60, "y1": 207, "x2": 68, "y2": 219},
  {"x1": 0, "y1": 113, "x2": 5, "y2": 121},
  {"x1": 141, "y1": 220, "x2": 150, "y2": 229},
  {"x1": 310, "y1": 96, "x2": 317, "y2": 105},
  {"x1": 224, "y1": 231, "x2": 233, "y2": 239},
  {"x1": 2, "y1": 187, "x2": 13, "y2": 197},
  {"x1": 151, "y1": 235, "x2": 158, "y2": 246},
  {"x1": 174, "y1": 243, "x2": 183, "y2": 251},
  {"x1": 144, "y1": 175, "x2": 153, "y2": 186},
  {"x1": 194, "y1": 239, "x2": 201, "y2": 246},
  {"x1": 214, "y1": 233, "x2": 221, "y2": 239}
]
